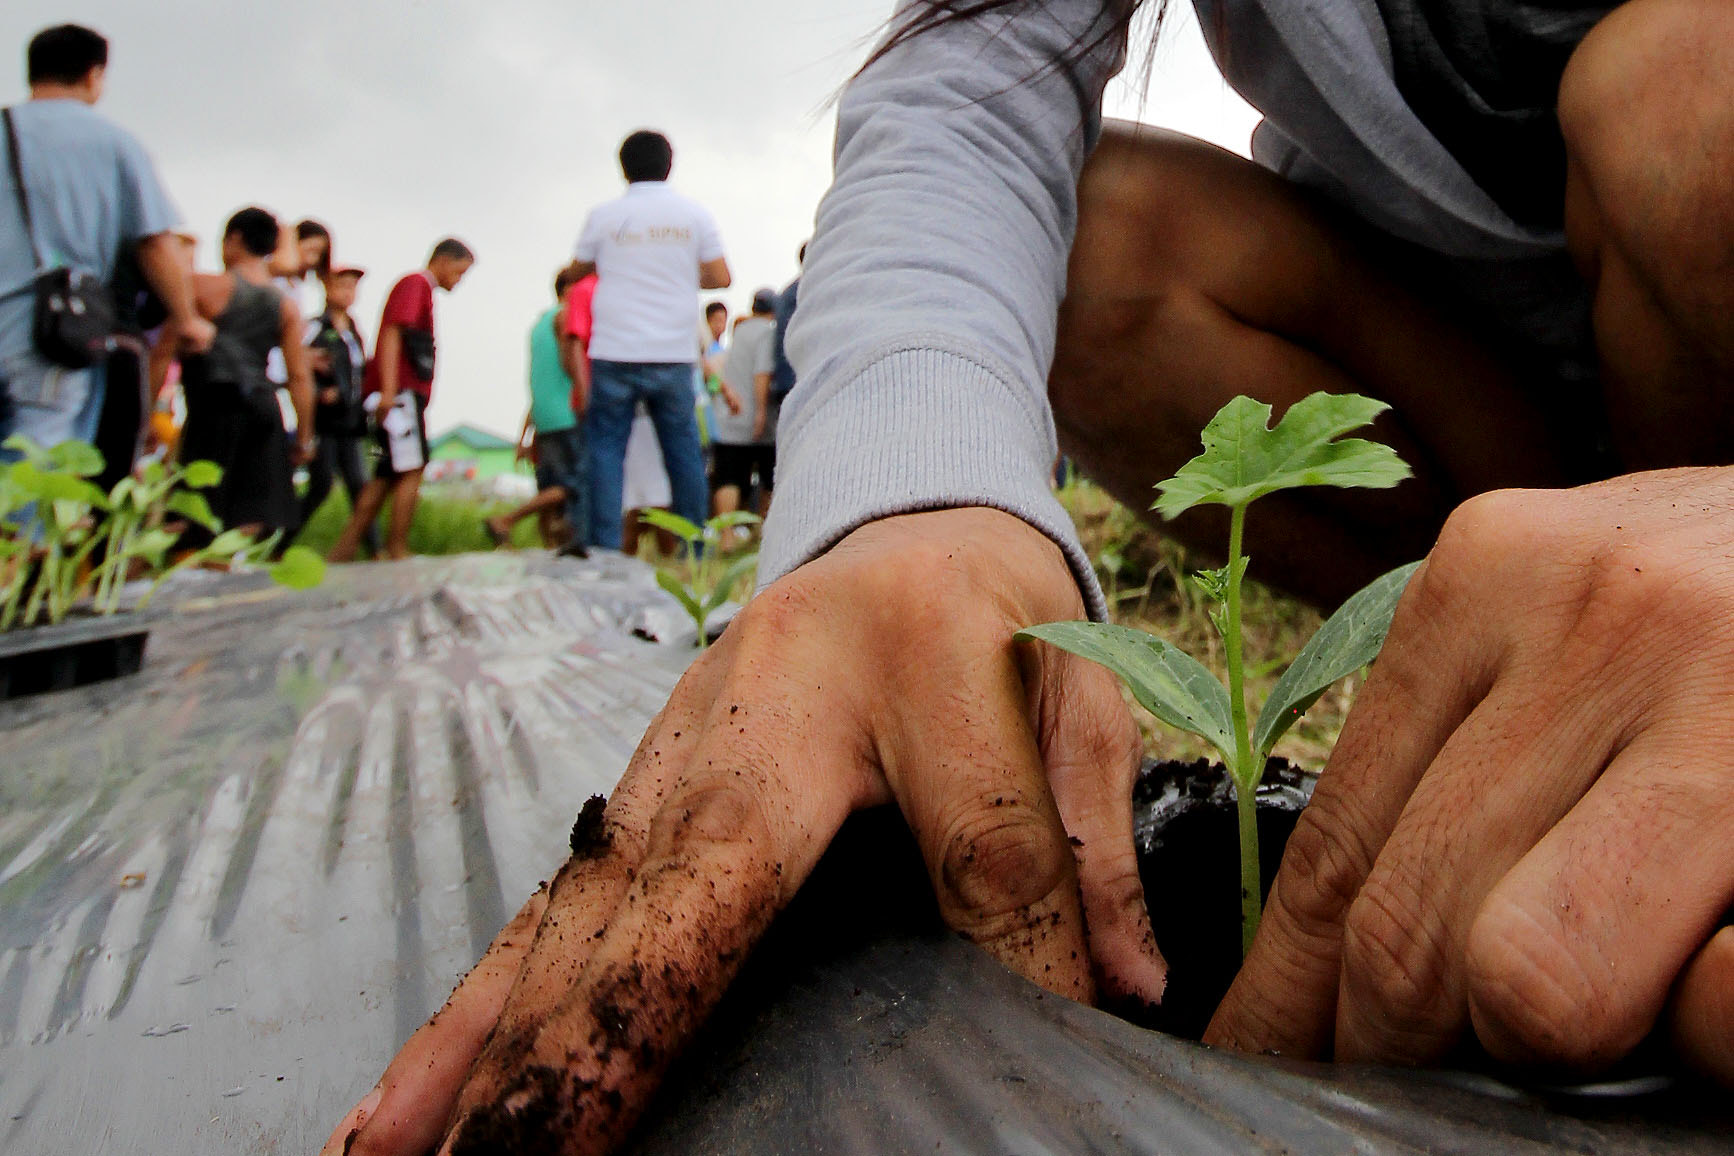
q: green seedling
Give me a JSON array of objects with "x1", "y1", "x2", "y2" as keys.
[
  {"x1": 638, "y1": 508, "x2": 761, "y2": 649},
  {"x1": 1, "y1": 436, "x2": 326, "y2": 631},
  {"x1": 1018, "y1": 393, "x2": 1419, "y2": 955}
]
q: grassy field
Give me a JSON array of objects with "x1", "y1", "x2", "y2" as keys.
[{"x1": 292, "y1": 484, "x2": 547, "y2": 556}]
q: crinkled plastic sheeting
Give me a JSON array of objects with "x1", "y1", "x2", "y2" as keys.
[
  {"x1": 0, "y1": 554, "x2": 693, "y2": 1154},
  {"x1": 1, "y1": 555, "x2": 1729, "y2": 1155}
]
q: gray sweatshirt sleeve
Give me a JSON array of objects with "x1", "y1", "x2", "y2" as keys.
[{"x1": 756, "y1": 0, "x2": 1126, "y2": 621}]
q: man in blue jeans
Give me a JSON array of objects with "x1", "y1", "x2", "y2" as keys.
[{"x1": 568, "y1": 130, "x2": 730, "y2": 549}]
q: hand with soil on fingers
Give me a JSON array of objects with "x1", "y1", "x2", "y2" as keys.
[
  {"x1": 322, "y1": 507, "x2": 1169, "y2": 1156},
  {"x1": 1207, "y1": 468, "x2": 1734, "y2": 1086}
]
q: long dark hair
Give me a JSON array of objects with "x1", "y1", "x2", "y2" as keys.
[
  {"x1": 863, "y1": 0, "x2": 1164, "y2": 81},
  {"x1": 295, "y1": 218, "x2": 333, "y2": 277}
]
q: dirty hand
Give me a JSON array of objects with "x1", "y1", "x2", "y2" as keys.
[
  {"x1": 1209, "y1": 468, "x2": 1734, "y2": 1083},
  {"x1": 321, "y1": 506, "x2": 1166, "y2": 1155}
]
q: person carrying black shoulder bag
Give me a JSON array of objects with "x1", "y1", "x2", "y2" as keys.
[{"x1": 3, "y1": 106, "x2": 116, "y2": 371}]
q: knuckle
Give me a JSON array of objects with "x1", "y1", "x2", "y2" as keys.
[
  {"x1": 1425, "y1": 490, "x2": 1551, "y2": 596},
  {"x1": 1268, "y1": 797, "x2": 1377, "y2": 940},
  {"x1": 645, "y1": 782, "x2": 768, "y2": 860},
  {"x1": 733, "y1": 574, "x2": 826, "y2": 644},
  {"x1": 1465, "y1": 897, "x2": 1636, "y2": 1068},
  {"x1": 1340, "y1": 872, "x2": 1451, "y2": 1030},
  {"x1": 937, "y1": 804, "x2": 1072, "y2": 926}
]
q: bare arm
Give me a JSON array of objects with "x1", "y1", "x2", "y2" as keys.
[
  {"x1": 563, "y1": 336, "x2": 591, "y2": 416},
  {"x1": 147, "y1": 328, "x2": 176, "y2": 399},
  {"x1": 374, "y1": 324, "x2": 402, "y2": 414},
  {"x1": 135, "y1": 233, "x2": 215, "y2": 353},
  {"x1": 516, "y1": 412, "x2": 535, "y2": 464},
  {"x1": 280, "y1": 298, "x2": 316, "y2": 459},
  {"x1": 752, "y1": 371, "x2": 772, "y2": 441},
  {"x1": 699, "y1": 257, "x2": 732, "y2": 291}
]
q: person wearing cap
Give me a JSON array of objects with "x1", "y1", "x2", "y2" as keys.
[
  {"x1": 709, "y1": 287, "x2": 780, "y2": 548},
  {"x1": 300, "y1": 263, "x2": 376, "y2": 550}
]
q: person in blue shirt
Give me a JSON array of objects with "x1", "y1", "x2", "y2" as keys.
[
  {"x1": 487, "y1": 267, "x2": 592, "y2": 555},
  {"x1": 0, "y1": 24, "x2": 211, "y2": 460}
]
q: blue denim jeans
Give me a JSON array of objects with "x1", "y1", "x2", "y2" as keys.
[
  {"x1": 0, "y1": 351, "x2": 106, "y2": 465},
  {"x1": 584, "y1": 360, "x2": 708, "y2": 550},
  {"x1": 534, "y1": 425, "x2": 591, "y2": 548}
]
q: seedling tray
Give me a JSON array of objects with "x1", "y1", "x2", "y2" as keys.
[{"x1": 0, "y1": 611, "x2": 154, "y2": 700}]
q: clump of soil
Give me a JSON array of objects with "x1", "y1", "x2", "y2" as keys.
[
  {"x1": 1124, "y1": 757, "x2": 1312, "y2": 1039},
  {"x1": 570, "y1": 794, "x2": 609, "y2": 859}
]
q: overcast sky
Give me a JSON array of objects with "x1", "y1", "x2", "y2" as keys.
[{"x1": 3, "y1": 1, "x2": 1257, "y2": 438}]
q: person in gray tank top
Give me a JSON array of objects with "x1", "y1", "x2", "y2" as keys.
[{"x1": 171, "y1": 207, "x2": 314, "y2": 545}]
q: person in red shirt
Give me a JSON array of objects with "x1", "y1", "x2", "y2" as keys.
[{"x1": 328, "y1": 238, "x2": 473, "y2": 562}]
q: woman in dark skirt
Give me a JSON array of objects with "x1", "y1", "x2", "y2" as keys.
[{"x1": 175, "y1": 207, "x2": 314, "y2": 544}]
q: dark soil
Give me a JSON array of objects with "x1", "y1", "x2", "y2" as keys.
[
  {"x1": 1119, "y1": 757, "x2": 1312, "y2": 1039},
  {"x1": 569, "y1": 794, "x2": 610, "y2": 859}
]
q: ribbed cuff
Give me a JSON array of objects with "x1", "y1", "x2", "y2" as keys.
[{"x1": 758, "y1": 339, "x2": 1108, "y2": 623}]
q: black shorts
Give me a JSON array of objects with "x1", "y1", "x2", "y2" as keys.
[
  {"x1": 372, "y1": 392, "x2": 429, "y2": 480},
  {"x1": 711, "y1": 441, "x2": 775, "y2": 496}
]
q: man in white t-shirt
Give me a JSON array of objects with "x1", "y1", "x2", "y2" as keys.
[{"x1": 570, "y1": 130, "x2": 730, "y2": 550}]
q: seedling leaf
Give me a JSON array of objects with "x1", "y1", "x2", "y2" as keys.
[
  {"x1": 2, "y1": 434, "x2": 52, "y2": 464},
  {"x1": 130, "y1": 528, "x2": 178, "y2": 566},
  {"x1": 270, "y1": 546, "x2": 327, "y2": 590},
  {"x1": 1154, "y1": 394, "x2": 1411, "y2": 519},
  {"x1": 706, "y1": 511, "x2": 763, "y2": 533},
  {"x1": 207, "y1": 528, "x2": 254, "y2": 556},
  {"x1": 165, "y1": 490, "x2": 220, "y2": 532},
  {"x1": 655, "y1": 567, "x2": 705, "y2": 623},
  {"x1": 181, "y1": 460, "x2": 224, "y2": 489},
  {"x1": 638, "y1": 508, "x2": 703, "y2": 543},
  {"x1": 1017, "y1": 622, "x2": 1236, "y2": 763},
  {"x1": 1253, "y1": 561, "x2": 1421, "y2": 757},
  {"x1": 47, "y1": 440, "x2": 105, "y2": 478},
  {"x1": 708, "y1": 551, "x2": 760, "y2": 607}
]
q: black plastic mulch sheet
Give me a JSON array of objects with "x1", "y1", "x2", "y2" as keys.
[
  {"x1": 1, "y1": 554, "x2": 1729, "y2": 1154},
  {"x1": 0, "y1": 554, "x2": 692, "y2": 1154}
]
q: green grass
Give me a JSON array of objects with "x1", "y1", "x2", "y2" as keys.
[{"x1": 292, "y1": 485, "x2": 546, "y2": 557}]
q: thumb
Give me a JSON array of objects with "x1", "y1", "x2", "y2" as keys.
[{"x1": 1671, "y1": 926, "x2": 1734, "y2": 1083}]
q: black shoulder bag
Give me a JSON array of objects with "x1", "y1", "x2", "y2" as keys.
[{"x1": 4, "y1": 106, "x2": 117, "y2": 370}]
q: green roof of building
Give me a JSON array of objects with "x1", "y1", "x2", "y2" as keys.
[{"x1": 428, "y1": 424, "x2": 517, "y2": 453}]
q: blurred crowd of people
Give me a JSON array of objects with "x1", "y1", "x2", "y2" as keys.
[
  {"x1": 488, "y1": 129, "x2": 802, "y2": 561},
  {"x1": 2, "y1": 24, "x2": 798, "y2": 563}
]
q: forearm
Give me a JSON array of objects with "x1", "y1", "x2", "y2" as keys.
[
  {"x1": 753, "y1": 372, "x2": 772, "y2": 438},
  {"x1": 284, "y1": 344, "x2": 316, "y2": 438},
  {"x1": 148, "y1": 332, "x2": 174, "y2": 397},
  {"x1": 375, "y1": 327, "x2": 402, "y2": 410},
  {"x1": 569, "y1": 340, "x2": 591, "y2": 414},
  {"x1": 761, "y1": 0, "x2": 1126, "y2": 618},
  {"x1": 134, "y1": 232, "x2": 198, "y2": 326}
]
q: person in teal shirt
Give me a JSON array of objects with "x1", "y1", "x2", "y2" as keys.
[{"x1": 486, "y1": 268, "x2": 590, "y2": 554}]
